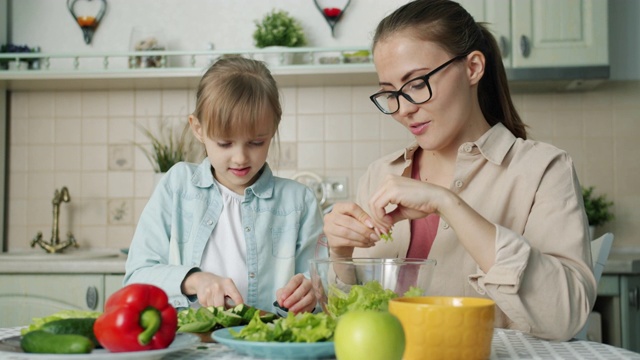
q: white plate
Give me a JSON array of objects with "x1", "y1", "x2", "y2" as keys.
[
  {"x1": 0, "y1": 333, "x2": 199, "y2": 360},
  {"x1": 212, "y1": 326, "x2": 335, "y2": 359}
]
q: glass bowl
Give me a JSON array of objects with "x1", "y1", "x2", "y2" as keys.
[{"x1": 309, "y1": 258, "x2": 436, "y2": 317}]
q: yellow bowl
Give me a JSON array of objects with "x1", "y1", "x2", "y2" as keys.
[{"x1": 388, "y1": 296, "x2": 495, "y2": 360}]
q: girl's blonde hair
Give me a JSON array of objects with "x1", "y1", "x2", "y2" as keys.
[{"x1": 192, "y1": 56, "x2": 282, "y2": 139}]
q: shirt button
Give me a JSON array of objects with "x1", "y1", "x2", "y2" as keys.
[
  {"x1": 463, "y1": 144, "x2": 473, "y2": 153},
  {"x1": 249, "y1": 272, "x2": 256, "y2": 278},
  {"x1": 443, "y1": 222, "x2": 450, "y2": 229},
  {"x1": 207, "y1": 220, "x2": 213, "y2": 225},
  {"x1": 245, "y1": 227, "x2": 251, "y2": 232},
  {"x1": 455, "y1": 180, "x2": 463, "y2": 188}
]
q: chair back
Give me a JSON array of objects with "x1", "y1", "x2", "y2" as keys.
[
  {"x1": 574, "y1": 232, "x2": 614, "y2": 340},
  {"x1": 591, "y1": 232, "x2": 614, "y2": 284}
]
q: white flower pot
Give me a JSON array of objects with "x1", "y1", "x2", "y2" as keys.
[{"x1": 256, "y1": 46, "x2": 293, "y2": 67}]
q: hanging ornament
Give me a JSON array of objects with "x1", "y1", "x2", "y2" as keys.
[
  {"x1": 67, "y1": 0, "x2": 107, "y2": 45},
  {"x1": 313, "y1": 0, "x2": 351, "y2": 38}
]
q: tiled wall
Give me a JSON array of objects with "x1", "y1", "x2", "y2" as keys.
[{"x1": 7, "y1": 81, "x2": 640, "y2": 251}]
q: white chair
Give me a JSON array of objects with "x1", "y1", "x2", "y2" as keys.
[{"x1": 574, "y1": 232, "x2": 614, "y2": 341}]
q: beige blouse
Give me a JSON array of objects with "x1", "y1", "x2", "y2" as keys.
[{"x1": 353, "y1": 123, "x2": 596, "y2": 341}]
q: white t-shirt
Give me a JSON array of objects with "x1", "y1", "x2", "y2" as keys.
[{"x1": 199, "y1": 180, "x2": 248, "y2": 304}]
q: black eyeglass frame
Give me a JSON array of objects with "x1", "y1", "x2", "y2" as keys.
[{"x1": 369, "y1": 53, "x2": 470, "y2": 115}]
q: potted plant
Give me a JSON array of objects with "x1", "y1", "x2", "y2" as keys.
[
  {"x1": 253, "y1": 9, "x2": 307, "y2": 66},
  {"x1": 582, "y1": 186, "x2": 614, "y2": 238},
  {"x1": 136, "y1": 120, "x2": 199, "y2": 181}
]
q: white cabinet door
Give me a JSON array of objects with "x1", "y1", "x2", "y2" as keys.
[
  {"x1": 511, "y1": 0, "x2": 608, "y2": 67},
  {"x1": 104, "y1": 274, "x2": 124, "y2": 300},
  {"x1": 463, "y1": 0, "x2": 607, "y2": 69},
  {"x1": 0, "y1": 275, "x2": 104, "y2": 327}
]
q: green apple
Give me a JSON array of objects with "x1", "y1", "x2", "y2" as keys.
[{"x1": 334, "y1": 310, "x2": 405, "y2": 360}]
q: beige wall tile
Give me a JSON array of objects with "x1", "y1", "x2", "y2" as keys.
[
  {"x1": 323, "y1": 87, "x2": 352, "y2": 114},
  {"x1": 30, "y1": 118, "x2": 54, "y2": 145},
  {"x1": 54, "y1": 92, "x2": 82, "y2": 118},
  {"x1": 324, "y1": 114, "x2": 352, "y2": 141},
  {"x1": 81, "y1": 91, "x2": 108, "y2": 118},
  {"x1": 325, "y1": 142, "x2": 352, "y2": 169},
  {"x1": 108, "y1": 91, "x2": 135, "y2": 117},
  {"x1": 297, "y1": 87, "x2": 324, "y2": 114},
  {"x1": 297, "y1": 114, "x2": 324, "y2": 141},
  {"x1": 29, "y1": 93, "x2": 54, "y2": 118},
  {"x1": 352, "y1": 114, "x2": 380, "y2": 141}
]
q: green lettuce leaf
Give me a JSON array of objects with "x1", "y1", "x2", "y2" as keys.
[
  {"x1": 231, "y1": 311, "x2": 336, "y2": 343},
  {"x1": 327, "y1": 280, "x2": 424, "y2": 317}
]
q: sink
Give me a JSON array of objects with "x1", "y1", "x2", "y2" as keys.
[{"x1": 0, "y1": 249, "x2": 121, "y2": 261}]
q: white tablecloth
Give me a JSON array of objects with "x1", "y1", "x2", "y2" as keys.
[{"x1": 1, "y1": 327, "x2": 639, "y2": 359}]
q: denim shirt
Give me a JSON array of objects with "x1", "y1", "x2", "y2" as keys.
[{"x1": 124, "y1": 159, "x2": 326, "y2": 312}]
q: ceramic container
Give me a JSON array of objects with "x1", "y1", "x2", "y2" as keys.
[{"x1": 388, "y1": 296, "x2": 495, "y2": 360}]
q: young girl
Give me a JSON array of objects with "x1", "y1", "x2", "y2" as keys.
[
  {"x1": 324, "y1": 0, "x2": 595, "y2": 341},
  {"x1": 125, "y1": 57, "x2": 325, "y2": 314}
]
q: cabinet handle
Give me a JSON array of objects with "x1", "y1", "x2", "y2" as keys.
[
  {"x1": 86, "y1": 286, "x2": 99, "y2": 310},
  {"x1": 519, "y1": 35, "x2": 531, "y2": 58},
  {"x1": 630, "y1": 287, "x2": 639, "y2": 310},
  {"x1": 499, "y1": 36, "x2": 509, "y2": 58}
]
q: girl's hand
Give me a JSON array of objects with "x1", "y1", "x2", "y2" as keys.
[
  {"x1": 275, "y1": 273, "x2": 316, "y2": 314},
  {"x1": 323, "y1": 202, "x2": 380, "y2": 258},
  {"x1": 181, "y1": 271, "x2": 244, "y2": 308},
  {"x1": 368, "y1": 175, "x2": 445, "y2": 229}
]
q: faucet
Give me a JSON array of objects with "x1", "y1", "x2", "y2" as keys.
[{"x1": 31, "y1": 186, "x2": 78, "y2": 253}]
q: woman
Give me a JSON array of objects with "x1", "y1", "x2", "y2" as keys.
[{"x1": 324, "y1": 0, "x2": 595, "y2": 340}]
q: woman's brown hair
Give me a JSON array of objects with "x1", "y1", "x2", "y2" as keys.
[{"x1": 372, "y1": 0, "x2": 527, "y2": 139}]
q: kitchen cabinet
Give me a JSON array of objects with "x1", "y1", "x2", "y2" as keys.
[
  {"x1": 462, "y1": 0, "x2": 608, "y2": 69},
  {"x1": 0, "y1": 274, "x2": 124, "y2": 327},
  {"x1": 596, "y1": 254, "x2": 640, "y2": 352}
]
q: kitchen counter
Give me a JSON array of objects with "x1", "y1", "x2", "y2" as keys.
[
  {"x1": 603, "y1": 252, "x2": 640, "y2": 274},
  {"x1": 0, "y1": 251, "x2": 126, "y2": 274}
]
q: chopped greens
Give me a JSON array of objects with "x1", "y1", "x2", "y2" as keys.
[
  {"x1": 380, "y1": 230, "x2": 394, "y2": 242},
  {"x1": 231, "y1": 311, "x2": 336, "y2": 343},
  {"x1": 177, "y1": 304, "x2": 275, "y2": 333},
  {"x1": 327, "y1": 280, "x2": 423, "y2": 318}
]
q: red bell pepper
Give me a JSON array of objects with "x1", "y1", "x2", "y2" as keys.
[{"x1": 94, "y1": 283, "x2": 178, "y2": 352}]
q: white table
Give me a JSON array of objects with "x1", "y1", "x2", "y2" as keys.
[{"x1": 1, "y1": 327, "x2": 639, "y2": 359}]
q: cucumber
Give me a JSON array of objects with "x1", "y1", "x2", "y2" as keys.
[
  {"x1": 259, "y1": 312, "x2": 277, "y2": 323},
  {"x1": 21, "y1": 330, "x2": 94, "y2": 354},
  {"x1": 40, "y1": 317, "x2": 99, "y2": 347}
]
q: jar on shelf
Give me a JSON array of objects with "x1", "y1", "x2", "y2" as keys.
[{"x1": 128, "y1": 27, "x2": 167, "y2": 68}]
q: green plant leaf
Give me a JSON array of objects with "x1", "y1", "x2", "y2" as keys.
[
  {"x1": 135, "y1": 119, "x2": 199, "y2": 173},
  {"x1": 253, "y1": 9, "x2": 307, "y2": 48},
  {"x1": 582, "y1": 186, "x2": 614, "y2": 227}
]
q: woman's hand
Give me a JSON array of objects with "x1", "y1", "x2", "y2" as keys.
[
  {"x1": 181, "y1": 271, "x2": 244, "y2": 308},
  {"x1": 323, "y1": 202, "x2": 380, "y2": 258},
  {"x1": 368, "y1": 175, "x2": 446, "y2": 229},
  {"x1": 275, "y1": 273, "x2": 316, "y2": 314}
]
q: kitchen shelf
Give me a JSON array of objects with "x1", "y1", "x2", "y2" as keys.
[{"x1": 0, "y1": 47, "x2": 379, "y2": 90}]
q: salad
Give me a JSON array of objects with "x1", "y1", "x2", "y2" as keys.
[
  {"x1": 231, "y1": 311, "x2": 336, "y2": 343},
  {"x1": 327, "y1": 280, "x2": 422, "y2": 318}
]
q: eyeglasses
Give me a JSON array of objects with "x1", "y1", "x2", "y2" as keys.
[{"x1": 369, "y1": 54, "x2": 469, "y2": 115}]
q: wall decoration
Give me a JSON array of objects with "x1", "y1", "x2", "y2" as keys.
[
  {"x1": 313, "y1": 0, "x2": 351, "y2": 37},
  {"x1": 66, "y1": 0, "x2": 107, "y2": 44}
]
